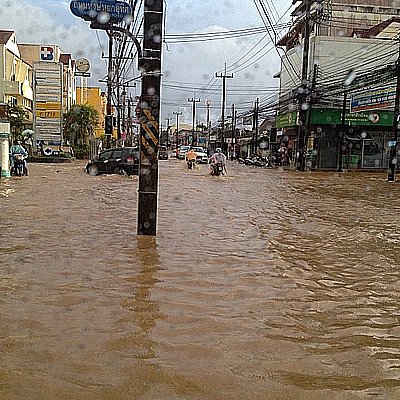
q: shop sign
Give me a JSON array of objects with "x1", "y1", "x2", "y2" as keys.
[
  {"x1": 311, "y1": 109, "x2": 393, "y2": 127},
  {"x1": 276, "y1": 111, "x2": 297, "y2": 128},
  {"x1": 351, "y1": 87, "x2": 395, "y2": 113}
]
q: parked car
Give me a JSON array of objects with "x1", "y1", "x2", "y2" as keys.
[
  {"x1": 177, "y1": 145, "x2": 190, "y2": 159},
  {"x1": 158, "y1": 146, "x2": 169, "y2": 160},
  {"x1": 86, "y1": 147, "x2": 139, "y2": 176},
  {"x1": 190, "y1": 146, "x2": 208, "y2": 163}
]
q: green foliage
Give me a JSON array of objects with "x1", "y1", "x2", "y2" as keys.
[
  {"x1": 63, "y1": 104, "x2": 99, "y2": 150},
  {"x1": 5, "y1": 104, "x2": 28, "y2": 141},
  {"x1": 74, "y1": 144, "x2": 90, "y2": 159}
]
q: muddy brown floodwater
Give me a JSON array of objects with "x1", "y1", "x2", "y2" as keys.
[{"x1": 1, "y1": 159, "x2": 400, "y2": 400}]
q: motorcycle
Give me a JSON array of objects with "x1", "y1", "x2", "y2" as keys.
[
  {"x1": 212, "y1": 162, "x2": 224, "y2": 176},
  {"x1": 187, "y1": 159, "x2": 196, "y2": 170},
  {"x1": 11, "y1": 154, "x2": 28, "y2": 177}
]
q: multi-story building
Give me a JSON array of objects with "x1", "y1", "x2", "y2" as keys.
[
  {"x1": 0, "y1": 30, "x2": 34, "y2": 128},
  {"x1": 19, "y1": 43, "x2": 76, "y2": 150},
  {"x1": 76, "y1": 86, "x2": 107, "y2": 138},
  {"x1": 277, "y1": 0, "x2": 400, "y2": 170}
]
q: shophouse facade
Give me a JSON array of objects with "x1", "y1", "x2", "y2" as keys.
[
  {"x1": 277, "y1": 0, "x2": 400, "y2": 170},
  {"x1": 19, "y1": 43, "x2": 76, "y2": 151},
  {"x1": 0, "y1": 30, "x2": 34, "y2": 128}
]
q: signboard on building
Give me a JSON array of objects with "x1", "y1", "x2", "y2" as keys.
[
  {"x1": 40, "y1": 46, "x2": 56, "y2": 62},
  {"x1": 351, "y1": 87, "x2": 396, "y2": 113},
  {"x1": 34, "y1": 61, "x2": 63, "y2": 142},
  {"x1": 311, "y1": 108, "x2": 393, "y2": 127}
]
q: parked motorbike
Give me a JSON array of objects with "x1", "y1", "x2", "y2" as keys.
[
  {"x1": 11, "y1": 154, "x2": 28, "y2": 177},
  {"x1": 211, "y1": 162, "x2": 224, "y2": 176},
  {"x1": 244, "y1": 156, "x2": 270, "y2": 168}
]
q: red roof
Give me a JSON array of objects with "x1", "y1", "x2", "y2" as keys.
[
  {"x1": 60, "y1": 53, "x2": 72, "y2": 64},
  {"x1": 352, "y1": 17, "x2": 400, "y2": 38},
  {"x1": 0, "y1": 30, "x2": 14, "y2": 45}
]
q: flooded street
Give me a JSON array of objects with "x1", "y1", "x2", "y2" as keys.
[{"x1": 1, "y1": 159, "x2": 400, "y2": 399}]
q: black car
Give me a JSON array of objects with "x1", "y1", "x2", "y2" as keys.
[
  {"x1": 86, "y1": 147, "x2": 139, "y2": 176},
  {"x1": 158, "y1": 146, "x2": 169, "y2": 160}
]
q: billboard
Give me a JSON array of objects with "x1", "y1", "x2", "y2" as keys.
[
  {"x1": 34, "y1": 61, "x2": 63, "y2": 141},
  {"x1": 351, "y1": 87, "x2": 396, "y2": 113}
]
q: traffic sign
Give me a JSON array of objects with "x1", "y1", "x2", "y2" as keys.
[
  {"x1": 70, "y1": 0, "x2": 132, "y2": 23},
  {"x1": 75, "y1": 72, "x2": 91, "y2": 77}
]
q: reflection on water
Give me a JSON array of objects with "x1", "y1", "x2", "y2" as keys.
[{"x1": 1, "y1": 160, "x2": 400, "y2": 399}]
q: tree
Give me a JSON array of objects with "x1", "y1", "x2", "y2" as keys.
[
  {"x1": 63, "y1": 104, "x2": 99, "y2": 158},
  {"x1": 5, "y1": 103, "x2": 28, "y2": 141},
  {"x1": 63, "y1": 104, "x2": 99, "y2": 147}
]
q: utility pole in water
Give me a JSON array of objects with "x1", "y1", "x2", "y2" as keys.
[
  {"x1": 216, "y1": 65, "x2": 233, "y2": 153},
  {"x1": 105, "y1": 31, "x2": 114, "y2": 148},
  {"x1": 252, "y1": 98, "x2": 259, "y2": 156},
  {"x1": 188, "y1": 98, "x2": 200, "y2": 146},
  {"x1": 388, "y1": 43, "x2": 400, "y2": 182},
  {"x1": 165, "y1": 117, "x2": 171, "y2": 148},
  {"x1": 173, "y1": 111, "x2": 182, "y2": 148},
  {"x1": 137, "y1": 0, "x2": 164, "y2": 236},
  {"x1": 293, "y1": 0, "x2": 313, "y2": 171}
]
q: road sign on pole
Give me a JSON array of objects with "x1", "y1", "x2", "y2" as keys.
[{"x1": 70, "y1": 0, "x2": 132, "y2": 23}]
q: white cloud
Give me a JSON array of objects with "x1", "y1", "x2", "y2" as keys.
[{"x1": 1, "y1": 0, "x2": 291, "y2": 124}]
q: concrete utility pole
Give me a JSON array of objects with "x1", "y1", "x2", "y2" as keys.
[
  {"x1": 188, "y1": 98, "x2": 200, "y2": 146},
  {"x1": 293, "y1": 0, "x2": 313, "y2": 171},
  {"x1": 165, "y1": 117, "x2": 171, "y2": 147},
  {"x1": 105, "y1": 31, "x2": 114, "y2": 148},
  {"x1": 231, "y1": 103, "x2": 236, "y2": 161},
  {"x1": 137, "y1": 0, "x2": 163, "y2": 236},
  {"x1": 252, "y1": 98, "x2": 259, "y2": 156},
  {"x1": 388, "y1": 43, "x2": 400, "y2": 182},
  {"x1": 173, "y1": 111, "x2": 182, "y2": 148},
  {"x1": 337, "y1": 90, "x2": 348, "y2": 172},
  {"x1": 216, "y1": 65, "x2": 233, "y2": 153},
  {"x1": 205, "y1": 99, "x2": 211, "y2": 148}
]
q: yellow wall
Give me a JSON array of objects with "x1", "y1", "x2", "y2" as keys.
[{"x1": 76, "y1": 86, "x2": 107, "y2": 138}]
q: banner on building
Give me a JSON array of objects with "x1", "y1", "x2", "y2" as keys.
[
  {"x1": 351, "y1": 87, "x2": 395, "y2": 113},
  {"x1": 34, "y1": 61, "x2": 63, "y2": 140}
]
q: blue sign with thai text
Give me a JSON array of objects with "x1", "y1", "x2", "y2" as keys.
[{"x1": 70, "y1": 0, "x2": 132, "y2": 23}]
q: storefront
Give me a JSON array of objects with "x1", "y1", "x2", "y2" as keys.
[{"x1": 276, "y1": 108, "x2": 396, "y2": 170}]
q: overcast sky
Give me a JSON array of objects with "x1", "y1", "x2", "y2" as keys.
[{"x1": 2, "y1": 0, "x2": 294, "y2": 126}]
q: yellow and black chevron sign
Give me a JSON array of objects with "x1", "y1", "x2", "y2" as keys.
[{"x1": 140, "y1": 108, "x2": 159, "y2": 160}]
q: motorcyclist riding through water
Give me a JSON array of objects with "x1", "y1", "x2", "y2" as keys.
[
  {"x1": 10, "y1": 139, "x2": 28, "y2": 176},
  {"x1": 185, "y1": 148, "x2": 197, "y2": 170},
  {"x1": 209, "y1": 148, "x2": 227, "y2": 175}
]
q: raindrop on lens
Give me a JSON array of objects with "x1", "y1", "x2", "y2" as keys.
[{"x1": 98, "y1": 12, "x2": 111, "y2": 24}]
